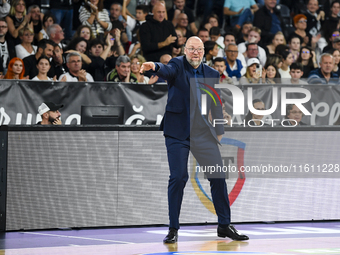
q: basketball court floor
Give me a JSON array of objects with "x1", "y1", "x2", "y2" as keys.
[{"x1": 1, "y1": 221, "x2": 340, "y2": 255}]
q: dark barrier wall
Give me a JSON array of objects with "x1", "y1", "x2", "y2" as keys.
[
  {"x1": 1, "y1": 81, "x2": 340, "y2": 126},
  {"x1": 1, "y1": 126, "x2": 340, "y2": 231}
]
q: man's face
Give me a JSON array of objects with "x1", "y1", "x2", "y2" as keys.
[
  {"x1": 333, "y1": 41, "x2": 340, "y2": 50},
  {"x1": 224, "y1": 35, "x2": 235, "y2": 48},
  {"x1": 116, "y1": 62, "x2": 131, "y2": 78},
  {"x1": 241, "y1": 23, "x2": 252, "y2": 36},
  {"x1": 290, "y1": 69, "x2": 303, "y2": 80},
  {"x1": 53, "y1": 25, "x2": 64, "y2": 42},
  {"x1": 247, "y1": 45, "x2": 258, "y2": 58},
  {"x1": 248, "y1": 31, "x2": 260, "y2": 43},
  {"x1": 198, "y1": 31, "x2": 209, "y2": 43},
  {"x1": 47, "y1": 110, "x2": 61, "y2": 123},
  {"x1": 136, "y1": 10, "x2": 147, "y2": 21},
  {"x1": 110, "y1": 4, "x2": 121, "y2": 19},
  {"x1": 177, "y1": 13, "x2": 188, "y2": 28},
  {"x1": 184, "y1": 37, "x2": 204, "y2": 68},
  {"x1": 90, "y1": 44, "x2": 103, "y2": 57},
  {"x1": 213, "y1": 61, "x2": 226, "y2": 75},
  {"x1": 226, "y1": 45, "x2": 238, "y2": 62},
  {"x1": 252, "y1": 101, "x2": 265, "y2": 120},
  {"x1": 0, "y1": 21, "x2": 8, "y2": 37},
  {"x1": 264, "y1": 0, "x2": 277, "y2": 10},
  {"x1": 210, "y1": 34, "x2": 219, "y2": 42},
  {"x1": 53, "y1": 46, "x2": 63, "y2": 64},
  {"x1": 67, "y1": 56, "x2": 82, "y2": 73},
  {"x1": 174, "y1": 0, "x2": 185, "y2": 10},
  {"x1": 30, "y1": 7, "x2": 41, "y2": 21},
  {"x1": 209, "y1": 17, "x2": 218, "y2": 27},
  {"x1": 307, "y1": 0, "x2": 319, "y2": 13},
  {"x1": 43, "y1": 44, "x2": 54, "y2": 58},
  {"x1": 160, "y1": 55, "x2": 172, "y2": 65},
  {"x1": 153, "y1": 3, "x2": 166, "y2": 22},
  {"x1": 287, "y1": 105, "x2": 303, "y2": 124},
  {"x1": 320, "y1": 56, "x2": 334, "y2": 74},
  {"x1": 331, "y1": 2, "x2": 340, "y2": 16}
]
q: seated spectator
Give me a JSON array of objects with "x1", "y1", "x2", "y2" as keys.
[
  {"x1": 296, "y1": 46, "x2": 317, "y2": 78},
  {"x1": 238, "y1": 27, "x2": 266, "y2": 66},
  {"x1": 73, "y1": 25, "x2": 96, "y2": 41},
  {"x1": 265, "y1": 54, "x2": 283, "y2": 69},
  {"x1": 4, "y1": 57, "x2": 26, "y2": 79},
  {"x1": 290, "y1": 14, "x2": 320, "y2": 49},
  {"x1": 160, "y1": 54, "x2": 172, "y2": 65},
  {"x1": 278, "y1": 50, "x2": 293, "y2": 79},
  {"x1": 106, "y1": 55, "x2": 137, "y2": 82},
  {"x1": 27, "y1": 5, "x2": 43, "y2": 44},
  {"x1": 0, "y1": 0, "x2": 10, "y2": 19},
  {"x1": 253, "y1": 0, "x2": 282, "y2": 45},
  {"x1": 329, "y1": 48, "x2": 340, "y2": 76},
  {"x1": 209, "y1": 26, "x2": 224, "y2": 57},
  {"x1": 305, "y1": 0, "x2": 324, "y2": 37},
  {"x1": 59, "y1": 52, "x2": 94, "y2": 82},
  {"x1": 66, "y1": 37, "x2": 88, "y2": 55},
  {"x1": 23, "y1": 39, "x2": 54, "y2": 79},
  {"x1": 265, "y1": 31, "x2": 286, "y2": 55},
  {"x1": 197, "y1": 27, "x2": 210, "y2": 43},
  {"x1": 236, "y1": 21, "x2": 252, "y2": 44},
  {"x1": 79, "y1": 0, "x2": 112, "y2": 40},
  {"x1": 289, "y1": 62, "x2": 308, "y2": 84},
  {"x1": 203, "y1": 40, "x2": 218, "y2": 66},
  {"x1": 131, "y1": 54, "x2": 158, "y2": 84},
  {"x1": 47, "y1": 24, "x2": 65, "y2": 50},
  {"x1": 308, "y1": 53, "x2": 338, "y2": 84},
  {"x1": 38, "y1": 13, "x2": 55, "y2": 41},
  {"x1": 168, "y1": 0, "x2": 198, "y2": 35},
  {"x1": 0, "y1": 18, "x2": 16, "y2": 75},
  {"x1": 275, "y1": 44, "x2": 289, "y2": 56},
  {"x1": 225, "y1": 43, "x2": 246, "y2": 78},
  {"x1": 223, "y1": 0, "x2": 258, "y2": 30},
  {"x1": 282, "y1": 104, "x2": 307, "y2": 126},
  {"x1": 175, "y1": 13, "x2": 193, "y2": 38},
  {"x1": 262, "y1": 63, "x2": 280, "y2": 84},
  {"x1": 50, "y1": 43, "x2": 68, "y2": 79},
  {"x1": 321, "y1": 0, "x2": 340, "y2": 44},
  {"x1": 243, "y1": 42, "x2": 265, "y2": 66},
  {"x1": 244, "y1": 99, "x2": 268, "y2": 126},
  {"x1": 212, "y1": 57, "x2": 233, "y2": 83},
  {"x1": 288, "y1": 35, "x2": 301, "y2": 63},
  {"x1": 15, "y1": 27, "x2": 37, "y2": 59},
  {"x1": 322, "y1": 29, "x2": 340, "y2": 53},
  {"x1": 32, "y1": 56, "x2": 56, "y2": 81},
  {"x1": 37, "y1": 102, "x2": 63, "y2": 125},
  {"x1": 204, "y1": 14, "x2": 220, "y2": 32},
  {"x1": 240, "y1": 58, "x2": 261, "y2": 84},
  {"x1": 223, "y1": 32, "x2": 246, "y2": 67}
]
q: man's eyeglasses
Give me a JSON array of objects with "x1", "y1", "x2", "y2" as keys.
[
  {"x1": 227, "y1": 50, "x2": 238, "y2": 54},
  {"x1": 0, "y1": 26, "x2": 8, "y2": 29},
  {"x1": 186, "y1": 47, "x2": 204, "y2": 53}
]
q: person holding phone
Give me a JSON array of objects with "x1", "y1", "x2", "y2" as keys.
[{"x1": 240, "y1": 58, "x2": 262, "y2": 84}]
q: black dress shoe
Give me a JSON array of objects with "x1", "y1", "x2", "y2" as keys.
[
  {"x1": 163, "y1": 228, "x2": 178, "y2": 243},
  {"x1": 217, "y1": 225, "x2": 249, "y2": 241}
]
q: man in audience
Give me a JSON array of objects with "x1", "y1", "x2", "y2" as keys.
[
  {"x1": 308, "y1": 53, "x2": 338, "y2": 84},
  {"x1": 23, "y1": 39, "x2": 55, "y2": 79},
  {"x1": 28, "y1": 5, "x2": 43, "y2": 44},
  {"x1": 47, "y1": 24, "x2": 65, "y2": 50},
  {"x1": 197, "y1": 28, "x2": 210, "y2": 43},
  {"x1": 237, "y1": 21, "x2": 253, "y2": 44},
  {"x1": 0, "y1": 18, "x2": 15, "y2": 75},
  {"x1": 37, "y1": 102, "x2": 63, "y2": 125},
  {"x1": 225, "y1": 43, "x2": 246, "y2": 78},
  {"x1": 210, "y1": 26, "x2": 224, "y2": 57},
  {"x1": 106, "y1": 55, "x2": 137, "y2": 82},
  {"x1": 213, "y1": 57, "x2": 233, "y2": 83},
  {"x1": 139, "y1": 2, "x2": 185, "y2": 61},
  {"x1": 50, "y1": 44, "x2": 68, "y2": 79},
  {"x1": 243, "y1": 43, "x2": 266, "y2": 66},
  {"x1": 160, "y1": 54, "x2": 172, "y2": 65},
  {"x1": 223, "y1": 0, "x2": 258, "y2": 30},
  {"x1": 289, "y1": 62, "x2": 308, "y2": 84},
  {"x1": 305, "y1": 0, "x2": 324, "y2": 37},
  {"x1": 168, "y1": 0, "x2": 198, "y2": 35},
  {"x1": 59, "y1": 52, "x2": 94, "y2": 82},
  {"x1": 223, "y1": 32, "x2": 246, "y2": 68}
]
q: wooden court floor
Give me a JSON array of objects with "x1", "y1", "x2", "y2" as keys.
[{"x1": 1, "y1": 221, "x2": 340, "y2": 255}]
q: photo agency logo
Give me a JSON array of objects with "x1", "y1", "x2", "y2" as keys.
[
  {"x1": 198, "y1": 81, "x2": 223, "y2": 114},
  {"x1": 200, "y1": 84, "x2": 312, "y2": 127}
]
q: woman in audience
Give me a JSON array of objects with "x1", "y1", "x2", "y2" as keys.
[
  {"x1": 329, "y1": 48, "x2": 340, "y2": 76},
  {"x1": 278, "y1": 51, "x2": 293, "y2": 79},
  {"x1": 288, "y1": 35, "x2": 301, "y2": 63},
  {"x1": 296, "y1": 46, "x2": 317, "y2": 78},
  {"x1": 266, "y1": 31, "x2": 286, "y2": 55},
  {"x1": 67, "y1": 37, "x2": 88, "y2": 54},
  {"x1": 4, "y1": 57, "x2": 26, "y2": 79},
  {"x1": 130, "y1": 54, "x2": 158, "y2": 84},
  {"x1": 240, "y1": 58, "x2": 262, "y2": 84},
  {"x1": 73, "y1": 25, "x2": 96, "y2": 41},
  {"x1": 15, "y1": 27, "x2": 37, "y2": 59},
  {"x1": 262, "y1": 63, "x2": 281, "y2": 84},
  {"x1": 203, "y1": 41, "x2": 218, "y2": 66},
  {"x1": 79, "y1": 0, "x2": 112, "y2": 40},
  {"x1": 32, "y1": 56, "x2": 56, "y2": 81},
  {"x1": 6, "y1": 0, "x2": 31, "y2": 45},
  {"x1": 38, "y1": 13, "x2": 55, "y2": 41}
]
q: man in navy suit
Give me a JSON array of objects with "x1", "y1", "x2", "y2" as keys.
[{"x1": 140, "y1": 36, "x2": 249, "y2": 243}]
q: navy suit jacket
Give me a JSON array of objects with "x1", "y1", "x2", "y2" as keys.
[{"x1": 157, "y1": 56, "x2": 224, "y2": 141}]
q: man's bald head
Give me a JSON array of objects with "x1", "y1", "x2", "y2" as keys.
[
  {"x1": 184, "y1": 36, "x2": 204, "y2": 68},
  {"x1": 153, "y1": 2, "x2": 166, "y2": 22}
]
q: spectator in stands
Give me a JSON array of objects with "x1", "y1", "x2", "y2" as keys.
[
  {"x1": 329, "y1": 48, "x2": 340, "y2": 76},
  {"x1": 290, "y1": 14, "x2": 312, "y2": 48},
  {"x1": 223, "y1": 32, "x2": 246, "y2": 68},
  {"x1": 296, "y1": 46, "x2": 317, "y2": 78},
  {"x1": 236, "y1": 21, "x2": 252, "y2": 44},
  {"x1": 253, "y1": 0, "x2": 282, "y2": 45},
  {"x1": 171, "y1": 44, "x2": 182, "y2": 58},
  {"x1": 223, "y1": 0, "x2": 258, "y2": 30},
  {"x1": 15, "y1": 27, "x2": 37, "y2": 59},
  {"x1": 308, "y1": 53, "x2": 338, "y2": 84},
  {"x1": 244, "y1": 99, "x2": 267, "y2": 126},
  {"x1": 282, "y1": 104, "x2": 306, "y2": 126},
  {"x1": 79, "y1": 0, "x2": 112, "y2": 40},
  {"x1": 209, "y1": 26, "x2": 224, "y2": 57},
  {"x1": 322, "y1": 29, "x2": 340, "y2": 53},
  {"x1": 47, "y1": 24, "x2": 65, "y2": 50},
  {"x1": 240, "y1": 58, "x2": 262, "y2": 84},
  {"x1": 0, "y1": 18, "x2": 16, "y2": 75},
  {"x1": 262, "y1": 63, "x2": 280, "y2": 84},
  {"x1": 38, "y1": 13, "x2": 55, "y2": 41},
  {"x1": 213, "y1": 57, "x2": 233, "y2": 83},
  {"x1": 243, "y1": 43, "x2": 266, "y2": 67},
  {"x1": 225, "y1": 43, "x2": 246, "y2": 78},
  {"x1": 289, "y1": 62, "x2": 308, "y2": 84},
  {"x1": 6, "y1": 0, "x2": 31, "y2": 46},
  {"x1": 160, "y1": 54, "x2": 172, "y2": 65},
  {"x1": 23, "y1": 39, "x2": 55, "y2": 79},
  {"x1": 106, "y1": 55, "x2": 137, "y2": 82},
  {"x1": 266, "y1": 31, "x2": 286, "y2": 55},
  {"x1": 86, "y1": 35, "x2": 114, "y2": 81},
  {"x1": 197, "y1": 28, "x2": 210, "y2": 43},
  {"x1": 278, "y1": 50, "x2": 293, "y2": 79},
  {"x1": 49, "y1": 0, "x2": 73, "y2": 40},
  {"x1": 37, "y1": 102, "x2": 63, "y2": 125},
  {"x1": 175, "y1": 13, "x2": 193, "y2": 38},
  {"x1": 27, "y1": 5, "x2": 43, "y2": 44},
  {"x1": 4, "y1": 57, "x2": 26, "y2": 79},
  {"x1": 32, "y1": 56, "x2": 56, "y2": 81},
  {"x1": 139, "y1": 2, "x2": 185, "y2": 62},
  {"x1": 59, "y1": 52, "x2": 94, "y2": 82},
  {"x1": 168, "y1": 0, "x2": 197, "y2": 35},
  {"x1": 50, "y1": 43, "x2": 68, "y2": 79},
  {"x1": 66, "y1": 37, "x2": 88, "y2": 55},
  {"x1": 305, "y1": 0, "x2": 324, "y2": 37},
  {"x1": 73, "y1": 25, "x2": 96, "y2": 41},
  {"x1": 203, "y1": 40, "x2": 218, "y2": 66},
  {"x1": 203, "y1": 14, "x2": 220, "y2": 32},
  {"x1": 322, "y1": 1, "x2": 340, "y2": 44},
  {"x1": 265, "y1": 54, "x2": 283, "y2": 69},
  {"x1": 0, "y1": 0, "x2": 10, "y2": 19},
  {"x1": 288, "y1": 35, "x2": 301, "y2": 63},
  {"x1": 238, "y1": 27, "x2": 266, "y2": 66},
  {"x1": 109, "y1": 3, "x2": 123, "y2": 23},
  {"x1": 131, "y1": 54, "x2": 159, "y2": 84}
]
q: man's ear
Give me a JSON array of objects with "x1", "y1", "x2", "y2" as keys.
[{"x1": 42, "y1": 112, "x2": 49, "y2": 119}]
